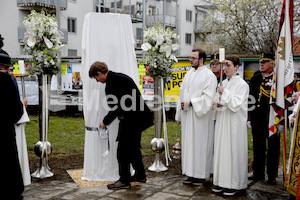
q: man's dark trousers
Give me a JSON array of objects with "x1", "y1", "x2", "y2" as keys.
[
  {"x1": 251, "y1": 107, "x2": 280, "y2": 180},
  {"x1": 117, "y1": 119, "x2": 145, "y2": 183}
]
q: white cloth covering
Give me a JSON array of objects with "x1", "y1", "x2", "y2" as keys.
[
  {"x1": 213, "y1": 75, "x2": 249, "y2": 190},
  {"x1": 175, "y1": 66, "x2": 217, "y2": 179},
  {"x1": 81, "y1": 13, "x2": 139, "y2": 181},
  {"x1": 15, "y1": 103, "x2": 31, "y2": 186}
]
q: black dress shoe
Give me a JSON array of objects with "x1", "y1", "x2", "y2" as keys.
[
  {"x1": 248, "y1": 174, "x2": 265, "y2": 181},
  {"x1": 183, "y1": 177, "x2": 194, "y2": 185},
  {"x1": 267, "y1": 179, "x2": 277, "y2": 185},
  {"x1": 130, "y1": 175, "x2": 147, "y2": 183},
  {"x1": 107, "y1": 181, "x2": 131, "y2": 190},
  {"x1": 191, "y1": 178, "x2": 206, "y2": 186}
]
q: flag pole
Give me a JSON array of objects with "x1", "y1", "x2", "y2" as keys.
[{"x1": 284, "y1": 109, "x2": 288, "y2": 181}]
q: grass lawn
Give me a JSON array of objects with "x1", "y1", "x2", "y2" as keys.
[
  {"x1": 25, "y1": 115, "x2": 182, "y2": 159},
  {"x1": 25, "y1": 115, "x2": 290, "y2": 166}
]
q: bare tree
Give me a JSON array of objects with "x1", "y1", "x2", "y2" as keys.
[{"x1": 197, "y1": 0, "x2": 282, "y2": 54}]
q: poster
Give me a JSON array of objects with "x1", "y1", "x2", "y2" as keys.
[
  {"x1": 139, "y1": 61, "x2": 191, "y2": 103},
  {"x1": 164, "y1": 61, "x2": 191, "y2": 104}
]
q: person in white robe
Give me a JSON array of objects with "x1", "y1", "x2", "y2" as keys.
[
  {"x1": 212, "y1": 55, "x2": 249, "y2": 196},
  {"x1": 175, "y1": 49, "x2": 217, "y2": 185},
  {"x1": 15, "y1": 102, "x2": 31, "y2": 186}
]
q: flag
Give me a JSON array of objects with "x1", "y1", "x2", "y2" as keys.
[
  {"x1": 269, "y1": 0, "x2": 294, "y2": 137},
  {"x1": 268, "y1": 0, "x2": 294, "y2": 181}
]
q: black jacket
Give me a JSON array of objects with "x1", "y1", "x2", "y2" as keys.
[
  {"x1": 249, "y1": 71, "x2": 273, "y2": 126},
  {"x1": 103, "y1": 71, "x2": 153, "y2": 138},
  {"x1": 0, "y1": 71, "x2": 24, "y2": 198}
]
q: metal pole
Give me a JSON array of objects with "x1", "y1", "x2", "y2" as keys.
[
  {"x1": 21, "y1": 76, "x2": 26, "y2": 99},
  {"x1": 56, "y1": 0, "x2": 62, "y2": 93},
  {"x1": 175, "y1": 1, "x2": 179, "y2": 35},
  {"x1": 163, "y1": 0, "x2": 166, "y2": 29},
  {"x1": 129, "y1": 0, "x2": 131, "y2": 16},
  {"x1": 114, "y1": 0, "x2": 117, "y2": 13}
]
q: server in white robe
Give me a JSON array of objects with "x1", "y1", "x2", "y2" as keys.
[
  {"x1": 175, "y1": 49, "x2": 217, "y2": 185},
  {"x1": 15, "y1": 103, "x2": 31, "y2": 186},
  {"x1": 212, "y1": 55, "x2": 249, "y2": 196}
]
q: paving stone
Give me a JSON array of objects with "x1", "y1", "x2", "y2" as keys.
[
  {"x1": 145, "y1": 192, "x2": 189, "y2": 200},
  {"x1": 162, "y1": 180, "x2": 199, "y2": 197}
]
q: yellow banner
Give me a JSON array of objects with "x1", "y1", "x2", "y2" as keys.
[
  {"x1": 61, "y1": 62, "x2": 67, "y2": 75},
  {"x1": 164, "y1": 61, "x2": 191, "y2": 104}
]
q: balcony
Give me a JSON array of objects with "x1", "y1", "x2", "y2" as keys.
[
  {"x1": 194, "y1": 20, "x2": 211, "y2": 34},
  {"x1": 18, "y1": 26, "x2": 68, "y2": 44},
  {"x1": 146, "y1": 15, "x2": 176, "y2": 28},
  {"x1": 17, "y1": 0, "x2": 67, "y2": 10}
]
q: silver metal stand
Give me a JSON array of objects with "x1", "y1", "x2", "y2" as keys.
[
  {"x1": 148, "y1": 76, "x2": 167, "y2": 172},
  {"x1": 32, "y1": 74, "x2": 53, "y2": 179}
]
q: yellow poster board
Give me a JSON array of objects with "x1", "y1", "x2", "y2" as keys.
[
  {"x1": 138, "y1": 60, "x2": 192, "y2": 104},
  {"x1": 61, "y1": 62, "x2": 67, "y2": 75},
  {"x1": 164, "y1": 61, "x2": 191, "y2": 104},
  {"x1": 13, "y1": 62, "x2": 20, "y2": 75}
]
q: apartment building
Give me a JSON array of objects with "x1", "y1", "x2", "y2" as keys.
[{"x1": 0, "y1": 0, "x2": 210, "y2": 58}]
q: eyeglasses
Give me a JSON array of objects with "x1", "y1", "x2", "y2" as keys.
[{"x1": 189, "y1": 57, "x2": 199, "y2": 61}]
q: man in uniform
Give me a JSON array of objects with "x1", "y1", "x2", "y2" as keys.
[
  {"x1": 210, "y1": 53, "x2": 226, "y2": 84},
  {"x1": 249, "y1": 53, "x2": 280, "y2": 185}
]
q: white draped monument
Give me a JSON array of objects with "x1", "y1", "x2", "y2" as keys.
[{"x1": 81, "y1": 13, "x2": 139, "y2": 181}]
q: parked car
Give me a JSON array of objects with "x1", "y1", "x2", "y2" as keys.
[{"x1": 17, "y1": 80, "x2": 39, "y2": 105}]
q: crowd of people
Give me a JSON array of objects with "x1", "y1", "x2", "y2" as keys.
[{"x1": 2, "y1": 45, "x2": 289, "y2": 198}]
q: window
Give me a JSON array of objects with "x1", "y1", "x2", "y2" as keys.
[
  {"x1": 68, "y1": 49, "x2": 77, "y2": 56},
  {"x1": 185, "y1": 33, "x2": 192, "y2": 45},
  {"x1": 149, "y1": 5, "x2": 156, "y2": 16},
  {"x1": 186, "y1": 10, "x2": 192, "y2": 22},
  {"x1": 136, "y1": 28, "x2": 143, "y2": 40},
  {"x1": 68, "y1": 18, "x2": 76, "y2": 33}
]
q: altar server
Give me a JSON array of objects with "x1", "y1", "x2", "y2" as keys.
[
  {"x1": 212, "y1": 54, "x2": 249, "y2": 196},
  {"x1": 175, "y1": 49, "x2": 217, "y2": 185}
]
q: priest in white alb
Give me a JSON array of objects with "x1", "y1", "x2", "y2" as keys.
[
  {"x1": 212, "y1": 55, "x2": 249, "y2": 196},
  {"x1": 175, "y1": 49, "x2": 217, "y2": 185}
]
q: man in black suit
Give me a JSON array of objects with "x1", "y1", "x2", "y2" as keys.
[
  {"x1": 248, "y1": 53, "x2": 280, "y2": 185},
  {"x1": 0, "y1": 51, "x2": 24, "y2": 199},
  {"x1": 89, "y1": 61, "x2": 153, "y2": 190}
]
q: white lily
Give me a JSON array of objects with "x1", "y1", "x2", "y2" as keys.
[
  {"x1": 27, "y1": 34, "x2": 36, "y2": 47},
  {"x1": 141, "y1": 43, "x2": 152, "y2": 52},
  {"x1": 160, "y1": 45, "x2": 172, "y2": 58},
  {"x1": 43, "y1": 36, "x2": 53, "y2": 49},
  {"x1": 172, "y1": 44, "x2": 179, "y2": 51},
  {"x1": 170, "y1": 54, "x2": 178, "y2": 62}
]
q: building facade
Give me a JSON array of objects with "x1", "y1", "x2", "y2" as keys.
[{"x1": 0, "y1": 0, "x2": 210, "y2": 58}]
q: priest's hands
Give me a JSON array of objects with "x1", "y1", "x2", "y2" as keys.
[
  {"x1": 217, "y1": 86, "x2": 225, "y2": 94},
  {"x1": 213, "y1": 101, "x2": 222, "y2": 108},
  {"x1": 181, "y1": 99, "x2": 191, "y2": 110},
  {"x1": 99, "y1": 121, "x2": 106, "y2": 129},
  {"x1": 175, "y1": 120, "x2": 181, "y2": 125}
]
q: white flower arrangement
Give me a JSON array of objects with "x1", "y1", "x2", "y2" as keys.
[
  {"x1": 23, "y1": 10, "x2": 63, "y2": 75},
  {"x1": 141, "y1": 24, "x2": 180, "y2": 78}
]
